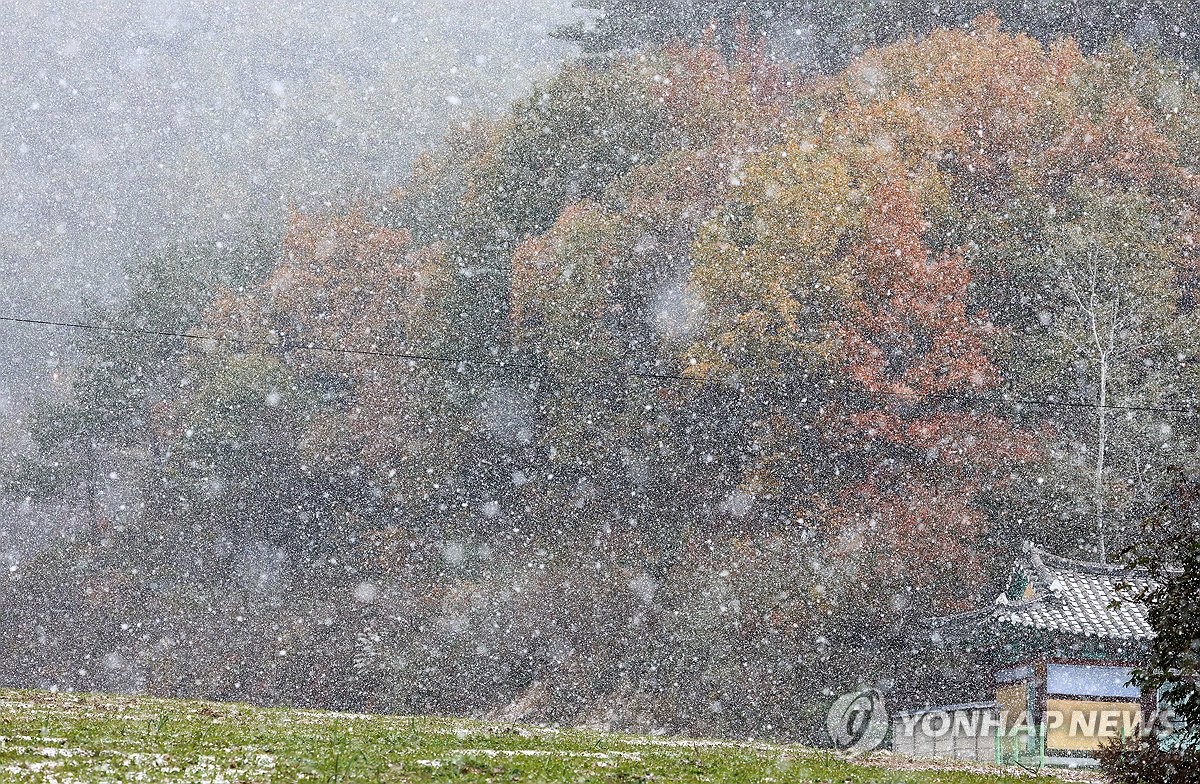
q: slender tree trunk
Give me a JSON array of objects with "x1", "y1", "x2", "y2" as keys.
[{"x1": 1095, "y1": 355, "x2": 1108, "y2": 562}]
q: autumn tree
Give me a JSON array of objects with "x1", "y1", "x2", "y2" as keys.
[
  {"x1": 809, "y1": 18, "x2": 1200, "y2": 559},
  {"x1": 677, "y1": 19, "x2": 1200, "y2": 704},
  {"x1": 825, "y1": 182, "x2": 1036, "y2": 615},
  {"x1": 4, "y1": 232, "x2": 279, "y2": 534},
  {"x1": 563, "y1": 0, "x2": 1200, "y2": 69}
]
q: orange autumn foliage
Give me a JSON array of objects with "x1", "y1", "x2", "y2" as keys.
[
  {"x1": 825, "y1": 182, "x2": 1037, "y2": 599},
  {"x1": 837, "y1": 182, "x2": 998, "y2": 400}
]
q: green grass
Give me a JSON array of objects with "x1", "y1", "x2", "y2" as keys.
[{"x1": 0, "y1": 689, "x2": 1063, "y2": 783}]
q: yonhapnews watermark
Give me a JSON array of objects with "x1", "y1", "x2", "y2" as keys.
[
  {"x1": 829, "y1": 690, "x2": 1183, "y2": 754},
  {"x1": 894, "y1": 705, "x2": 1183, "y2": 741},
  {"x1": 826, "y1": 688, "x2": 889, "y2": 754}
]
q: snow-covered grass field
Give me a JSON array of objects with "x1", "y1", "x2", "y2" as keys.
[{"x1": 0, "y1": 688, "x2": 1075, "y2": 783}]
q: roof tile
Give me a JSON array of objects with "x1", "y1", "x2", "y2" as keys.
[{"x1": 991, "y1": 545, "x2": 1154, "y2": 640}]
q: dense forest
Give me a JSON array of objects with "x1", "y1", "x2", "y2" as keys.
[{"x1": 4, "y1": 8, "x2": 1200, "y2": 743}]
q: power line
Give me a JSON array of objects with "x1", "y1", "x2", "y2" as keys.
[
  {"x1": 0, "y1": 314, "x2": 695, "y2": 383},
  {"x1": 2, "y1": 313, "x2": 1199, "y2": 415},
  {"x1": 0, "y1": 315, "x2": 480, "y2": 367},
  {"x1": 927, "y1": 390, "x2": 1198, "y2": 416}
]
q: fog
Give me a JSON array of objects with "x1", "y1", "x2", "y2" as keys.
[{"x1": 0, "y1": 0, "x2": 581, "y2": 413}]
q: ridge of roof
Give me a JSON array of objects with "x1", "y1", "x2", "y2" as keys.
[
  {"x1": 998, "y1": 594, "x2": 1048, "y2": 612},
  {"x1": 1022, "y1": 540, "x2": 1147, "y2": 579},
  {"x1": 921, "y1": 543, "x2": 1156, "y2": 642},
  {"x1": 1003, "y1": 542, "x2": 1155, "y2": 640}
]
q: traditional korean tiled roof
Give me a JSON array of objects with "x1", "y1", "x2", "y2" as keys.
[
  {"x1": 989, "y1": 542, "x2": 1154, "y2": 641},
  {"x1": 924, "y1": 542, "x2": 1155, "y2": 643}
]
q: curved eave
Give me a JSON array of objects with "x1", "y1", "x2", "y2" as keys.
[{"x1": 994, "y1": 615, "x2": 1156, "y2": 641}]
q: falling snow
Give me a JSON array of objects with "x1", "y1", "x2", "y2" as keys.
[{"x1": 1, "y1": 2, "x2": 1198, "y2": 778}]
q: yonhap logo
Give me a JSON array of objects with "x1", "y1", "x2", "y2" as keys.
[{"x1": 826, "y1": 688, "x2": 888, "y2": 754}]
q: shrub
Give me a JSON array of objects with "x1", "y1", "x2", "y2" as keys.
[{"x1": 1098, "y1": 735, "x2": 1200, "y2": 784}]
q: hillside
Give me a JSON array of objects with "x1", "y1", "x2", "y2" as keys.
[{"x1": 0, "y1": 688, "x2": 1077, "y2": 783}]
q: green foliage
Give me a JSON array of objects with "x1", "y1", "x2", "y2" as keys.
[
  {"x1": 1098, "y1": 733, "x2": 1200, "y2": 784},
  {"x1": 465, "y1": 61, "x2": 670, "y2": 245},
  {"x1": 415, "y1": 61, "x2": 672, "y2": 361},
  {"x1": 3, "y1": 233, "x2": 279, "y2": 508},
  {"x1": 1121, "y1": 475, "x2": 1200, "y2": 748}
]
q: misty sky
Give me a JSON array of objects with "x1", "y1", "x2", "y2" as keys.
[{"x1": 0, "y1": 0, "x2": 584, "y2": 431}]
